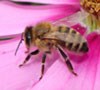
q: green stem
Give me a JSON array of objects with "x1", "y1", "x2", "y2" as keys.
[{"x1": 84, "y1": 14, "x2": 100, "y2": 33}]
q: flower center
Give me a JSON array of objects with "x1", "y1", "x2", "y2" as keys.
[{"x1": 80, "y1": 0, "x2": 100, "y2": 19}]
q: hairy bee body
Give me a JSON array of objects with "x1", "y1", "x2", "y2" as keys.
[
  {"x1": 16, "y1": 22, "x2": 89, "y2": 79},
  {"x1": 23, "y1": 22, "x2": 88, "y2": 53},
  {"x1": 55, "y1": 25, "x2": 88, "y2": 53}
]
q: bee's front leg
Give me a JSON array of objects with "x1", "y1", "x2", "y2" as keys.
[{"x1": 19, "y1": 49, "x2": 39, "y2": 67}]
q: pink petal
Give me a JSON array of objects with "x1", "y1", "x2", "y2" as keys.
[
  {"x1": 0, "y1": 1, "x2": 80, "y2": 36},
  {"x1": 28, "y1": 32, "x2": 100, "y2": 90},
  {"x1": 72, "y1": 24, "x2": 87, "y2": 35},
  {"x1": 12, "y1": 0, "x2": 80, "y2": 4},
  {"x1": 0, "y1": 41, "x2": 38, "y2": 90},
  {"x1": 0, "y1": 38, "x2": 58, "y2": 90}
]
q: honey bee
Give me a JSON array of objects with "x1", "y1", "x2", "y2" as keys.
[{"x1": 15, "y1": 22, "x2": 89, "y2": 80}]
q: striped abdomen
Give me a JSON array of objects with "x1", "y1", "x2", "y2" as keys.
[{"x1": 57, "y1": 26, "x2": 89, "y2": 53}]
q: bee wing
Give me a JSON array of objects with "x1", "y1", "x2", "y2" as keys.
[
  {"x1": 43, "y1": 31, "x2": 84, "y2": 43},
  {"x1": 52, "y1": 10, "x2": 89, "y2": 26}
]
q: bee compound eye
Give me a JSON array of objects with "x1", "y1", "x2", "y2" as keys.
[{"x1": 25, "y1": 26, "x2": 33, "y2": 46}]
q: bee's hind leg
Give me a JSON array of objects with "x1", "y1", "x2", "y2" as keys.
[
  {"x1": 19, "y1": 49, "x2": 39, "y2": 67},
  {"x1": 57, "y1": 45, "x2": 77, "y2": 76}
]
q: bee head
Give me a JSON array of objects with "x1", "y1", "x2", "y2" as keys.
[
  {"x1": 24, "y1": 26, "x2": 33, "y2": 46},
  {"x1": 15, "y1": 26, "x2": 34, "y2": 55}
]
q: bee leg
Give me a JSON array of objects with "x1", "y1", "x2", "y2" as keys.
[
  {"x1": 39, "y1": 53, "x2": 47, "y2": 80},
  {"x1": 19, "y1": 49, "x2": 39, "y2": 67},
  {"x1": 57, "y1": 46, "x2": 77, "y2": 76},
  {"x1": 65, "y1": 59, "x2": 77, "y2": 76},
  {"x1": 25, "y1": 47, "x2": 30, "y2": 53}
]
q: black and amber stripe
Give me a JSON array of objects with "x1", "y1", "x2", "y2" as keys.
[
  {"x1": 68, "y1": 29, "x2": 80, "y2": 51},
  {"x1": 66, "y1": 42, "x2": 88, "y2": 53},
  {"x1": 57, "y1": 26, "x2": 88, "y2": 53},
  {"x1": 79, "y1": 42, "x2": 88, "y2": 52},
  {"x1": 58, "y1": 26, "x2": 70, "y2": 33}
]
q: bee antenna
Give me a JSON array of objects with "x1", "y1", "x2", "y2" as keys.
[{"x1": 15, "y1": 33, "x2": 24, "y2": 56}]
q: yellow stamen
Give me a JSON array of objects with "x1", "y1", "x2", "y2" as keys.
[
  {"x1": 80, "y1": 0, "x2": 100, "y2": 19},
  {"x1": 80, "y1": 0, "x2": 100, "y2": 32}
]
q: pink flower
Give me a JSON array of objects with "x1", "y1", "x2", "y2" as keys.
[
  {"x1": 0, "y1": 1, "x2": 80, "y2": 36},
  {"x1": 0, "y1": 0, "x2": 100, "y2": 90}
]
